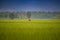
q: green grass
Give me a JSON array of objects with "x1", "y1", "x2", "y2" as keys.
[{"x1": 0, "y1": 19, "x2": 60, "y2": 40}]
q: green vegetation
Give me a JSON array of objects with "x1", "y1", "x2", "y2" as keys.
[{"x1": 0, "y1": 19, "x2": 60, "y2": 40}]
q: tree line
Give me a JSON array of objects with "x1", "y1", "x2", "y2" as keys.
[{"x1": 0, "y1": 11, "x2": 60, "y2": 20}]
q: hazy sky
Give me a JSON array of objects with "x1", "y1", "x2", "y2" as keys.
[{"x1": 0, "y1": 0, "x2": 60, "y2": 12}]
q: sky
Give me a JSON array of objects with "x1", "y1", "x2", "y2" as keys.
[{"x1": 0, "y1": 0, "x2": 60, "y2": 12}]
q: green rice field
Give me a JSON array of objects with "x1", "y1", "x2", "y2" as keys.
[{"x1": 0, "y1": 19, "x2": 60, "y2": 40}]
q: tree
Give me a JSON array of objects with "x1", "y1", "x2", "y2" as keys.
[
  {"x1": 9, "y1": 13, "x2": 15, "y2": 19},
  {"x1": 27, "y1": 12, "x2": 31, "y2": 21}
]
